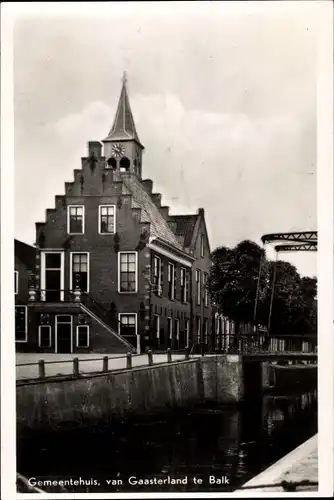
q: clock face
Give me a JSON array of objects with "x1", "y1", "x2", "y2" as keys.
[{"x1": 111, "y1": 143, "x2": 125, "y2": 158}]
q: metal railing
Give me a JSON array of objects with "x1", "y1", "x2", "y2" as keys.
[{"x1": 213, "y1": 334, "x2": 317, "y2": 355}]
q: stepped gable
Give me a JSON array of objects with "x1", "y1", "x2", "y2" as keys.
[
  {"x1": 120, "y1": 174, "x2": 183, "y2": 250},
  {"x1": 169, "y1": 214, "x2": 199, "y2": 248}
]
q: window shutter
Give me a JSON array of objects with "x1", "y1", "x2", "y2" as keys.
[{"x1": 174, "y1": 266, "x2": 177, "y2": 300}]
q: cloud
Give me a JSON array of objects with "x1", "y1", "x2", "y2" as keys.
[{"x1": 14, "y1": 7, "x2": 318, "y2": 277}]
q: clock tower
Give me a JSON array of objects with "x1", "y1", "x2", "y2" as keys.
[{"x1": 102, "y1": 73, "x2": 144, "y2": 178}]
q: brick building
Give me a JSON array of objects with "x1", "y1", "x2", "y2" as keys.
[
  {"x1": 16, "y1": 77, "x2": 213, "y2": 354},
  {"x1": 15, "y1": 239, "x2": 36, "y2": 344}
]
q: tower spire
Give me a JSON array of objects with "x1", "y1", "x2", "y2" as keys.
[
  {"x1": 103, "y1": 72, "x2": 143, "y2": 148},
  {"x1": 122, "y1": 70, "x2": 128, "y2": 86}
]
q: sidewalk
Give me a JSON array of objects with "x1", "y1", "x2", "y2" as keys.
[
  {"x1": 237, "y1": 434, "x2": 318, "y2": 493},
  {"x1": 16, "y1": 352, "x2": 187, "y2": 380}
]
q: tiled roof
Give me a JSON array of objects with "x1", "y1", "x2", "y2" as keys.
[
  {"x1": 120, "y1": 174, "x2": 183, "y2": 250},
  {"x1": 15, "y1": 239, "x2": 36, "y2": 270},
  {"x1": 103, "y1": 77, "x2": 143, "y2": 147},
  {"x1": 169, "y1": 214, "x2": 198, "y2": 248}
]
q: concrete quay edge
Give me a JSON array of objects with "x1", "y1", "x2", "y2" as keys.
[{"x1": 236, "y1": 434, "x2": 318, "y2": 493}]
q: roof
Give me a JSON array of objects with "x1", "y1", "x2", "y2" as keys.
[
  {"x1": 169, "y1": 214, "x2": 198, "y2": 248},
  {"x1": 103, "y1": 75, "x2": 143, "y2": 147},
  {"x1": 15, "y1": 239, "x2": 36, "y2": 270},
  {"x1": 120, "y1": 174, "x2": 183, "y2": 250}
]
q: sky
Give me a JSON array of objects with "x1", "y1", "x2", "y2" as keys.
[{"x1": 13, "y1": 1, "x2": 320, "y2": 277}]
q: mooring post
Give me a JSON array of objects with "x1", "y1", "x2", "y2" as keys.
[
  {"x1": 102, "y1": 356, "x2": 109, "y2": 373},
  {"x1": 126, "y1": 352, "x2": 132, "y2": 369},
  {"x1": 148, "y1": 350, "x2": 153, "y2": 366},
  {"x1": 38, "y1": 359, "x2": 45, "y2": 379},
  {"x1": 73, "y1": 357, "x2": 79, "y2": 377},
  {"x1": 185, "y1": 347, "x2": 190, "y2": 360},
  {"x1": 167, "y1": 348, "x2": 172, "y2": 363}
]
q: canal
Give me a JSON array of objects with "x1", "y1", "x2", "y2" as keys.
[{"x1": 17, "y1": 387, "x2": 317, "y2": 493}]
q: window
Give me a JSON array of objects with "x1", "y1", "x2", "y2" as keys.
[
  {"x1": 41, "y1": 251, "x2": 64, "y2": 302},
  {"x1": 153, "y1": 255, "x2": 162, "y2": 296},
  {"x1": 119, "y1": 314, "x2": 137, "y2": 337},
  {"x1": 106, "y1": 157, "x2": 117, "y2": 170},
  {"x1": 180, "y1": 267, "x2": 188, "y2": 303},
  {"x1": 153, "y1": 314, "x2": 160, "y2": 339},
  {"x1": 71, "y1": 253, "x2": 89, "y2": 292},
  {"x1": 38, "y1": 325, "x2": 51, "y2": 348},
  {"x1": 99, "y1": 205, "x2": 116, "y2": 234},
  {"x1": 76, "y1": 325, "x2": 90, "y2": 347},
  {"x1": 167, "y1": 317, "x2": 173, "y2": 340},
  {"x1": 200, "y1": 234, "x2": 205, "y2": 258},
  {"x1": 120, "y1": 157, "x2": 130, "y2": 172},
  {"x1": 185, "y1": 319, "x2": 190, "y2": 346},
  {"x1": 119, "y1": 252, "x2": 137, "y2": 293},
  {"x1": 203, "y1": 272, "x2": 208, "y2": 307},
  {"x1": 15, "y1": 270, "x2": 18, "y2": 295},
  {"x1": 68, "y1": 205, "x2": 84, "y2": 234},
  {"x1": 203, "y1": 318, "x2": 208, "y2": 344},
  {"x1": 15, "y1": 305, "x2": 27, "y2": 342},
  {"x1": 196, "y1": 317, "x2": 201, "y2": 344},
  {"x1": 168, "y1": 262, "x2": 175, "y2": 300},
  {"x1": 196, "y1": 270, "x2": 201, "y2": 305},
  {"x1": 174, "y1": 318, "x2": 180, "y2": 341}
]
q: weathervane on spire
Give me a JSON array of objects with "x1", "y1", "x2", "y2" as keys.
[{"x1": 122, "y1": 70, "x2": 128, "y2": 86}]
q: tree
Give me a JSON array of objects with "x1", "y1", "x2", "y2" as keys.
[
  {"x1": 207, "y1": 240, "x2": 265, "y2": 327},
  {"x1": 207, "y1": 240, "x2": 317, "y2": 338}
]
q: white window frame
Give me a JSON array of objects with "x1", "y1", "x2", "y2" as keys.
[
  {"x1": 76, "y1": 325, "x2": 90, "y2": 348},
  {"x1": 203, "y1": 272, "x2": 208, "y2": 307},
  {"x1": 168, "y1": 262, "x2": 175, "y2": 300},
  {"x1": 180, "y1": 267, "x2": 188, "y2": 303},
  {"x1": 70, "y1": 252, "x2": 90, "y2": 293},
  {"x1": 196, "y1": 269, "x2": 201, "y2": 305},
  {"x1": 153, "y1": 255, "x2": 162, "y2": 296},
  {"x1": 167, "y1": 317, "x2": 173, "y2": 339},
  {"x1": 185, "y1": 319, "x2": 190, "y2": 346},
  {"x1": 15, "y1": 270, "x2": 19, "y2": 295},
  {"x1": 197, "y1": 317, "x2": 201, "y2": 343},
  {"x1": 98, "y1": 204, "x2": 116, "y2": 235},
  {"x1": 200, "y1": 234, "x2": 205, "y2": 258},
  {"x1": 118, "y1": 312, "x2": 139, "y2": 353},
  {"x1": 55, "y1": 315, "x2": 73, "y2": 354},
  {"x1": 118, "y1": 251, "x2": 138, "y2": 294},
  {"x1": 15, "y1": 305, "x2": 28, "y2": 343},
  {"x1": 204, "y1": 318, "x2": 208, "y2": 344},
  {"x1": 40, "y1": 251, "x2": 65, "y2": 301},
  {"x1": 67, "y1": 205, "x2": 85, "y2": 235},
  {"x1": 154, "y1": 314, "x2": 160, "y2": 338},
  {"x1": 38, "y1": 325, "x2": 52, "y2": 348},
  {"x1": 175, "y1": 318, "x2": 180, "y2": 340}
]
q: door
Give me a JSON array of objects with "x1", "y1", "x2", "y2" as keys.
[
  {"x1": 42, "y1": 252, "x2": 64, "y2": 301},
  {"x1": 56, "y1": 315, "x2": 72, "y2": 353},
  {"x1": 119, "y1": 314, "x2": 138, "y2": 352}
]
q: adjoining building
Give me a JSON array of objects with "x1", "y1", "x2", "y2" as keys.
[
  {"x1": 15, "y1": 239, "x2": 36, "y2": 345},
  {"x1": 15, "y1": 77, "x2": 213, "y2": 354}
]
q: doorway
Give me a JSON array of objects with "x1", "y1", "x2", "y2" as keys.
[
  {"x1": 55, "y1": 315, "x2": 72, "y2": 353},
  {"x1": 41, "y1": 252, "x2": 64, "y2": 301}
]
